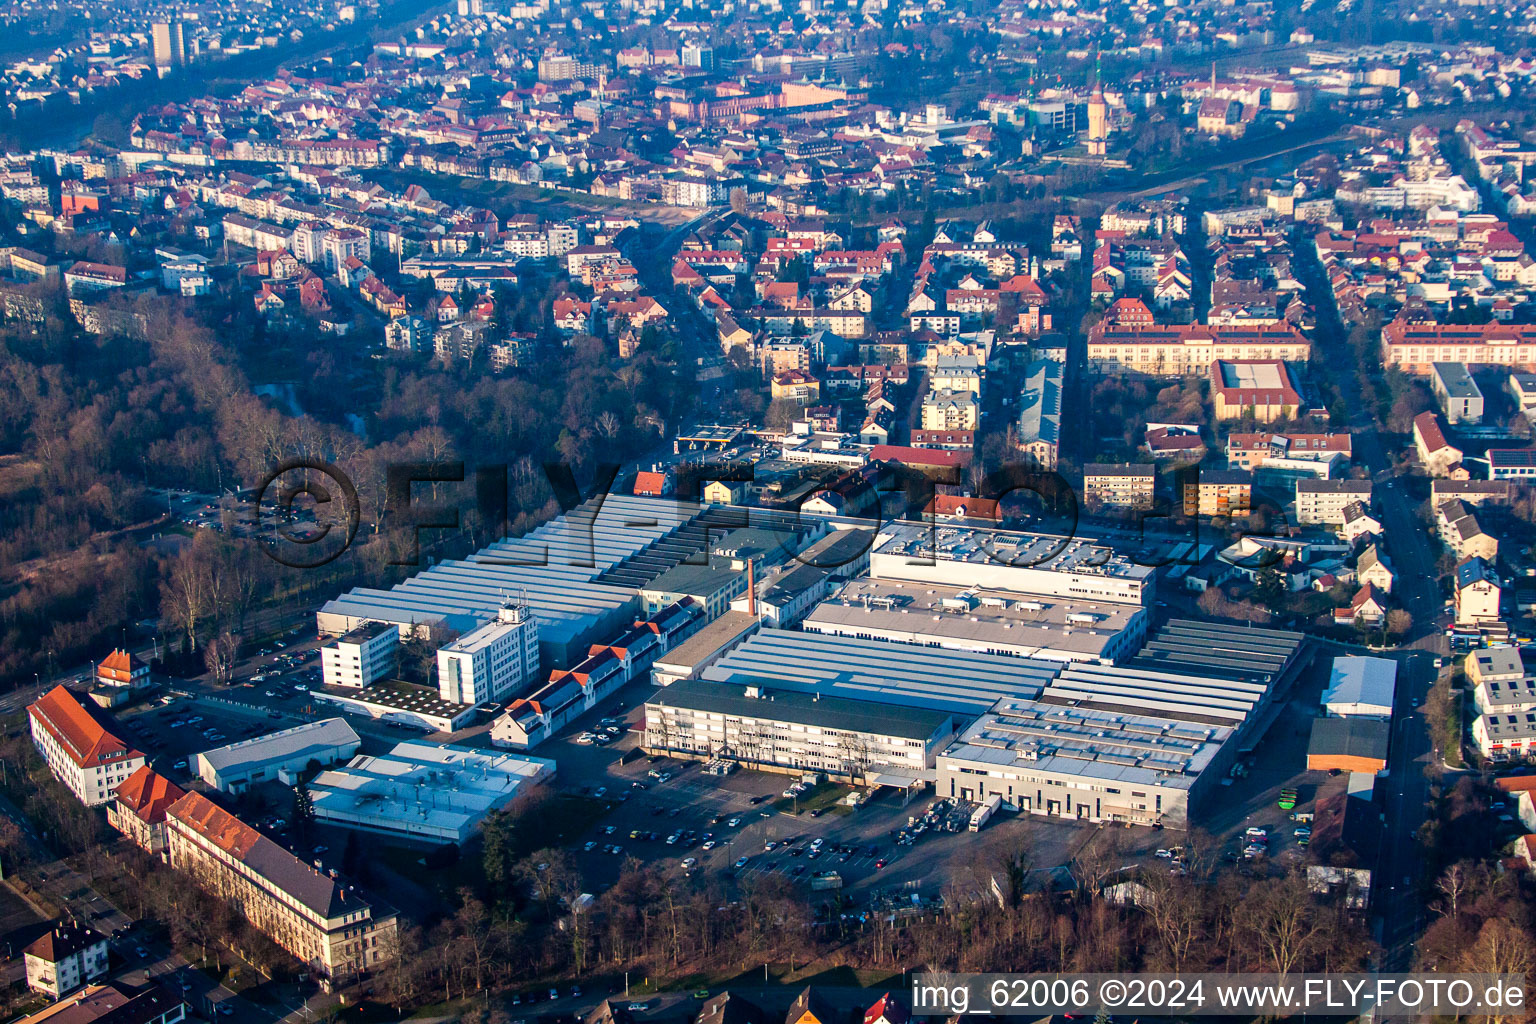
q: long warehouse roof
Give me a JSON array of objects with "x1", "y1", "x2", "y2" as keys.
[
  {"x1": 319, "y1": 495, "x2": 709, "y2": 639},
  {"x1": 700, "y1": 630, "x2": 1061, "y2": 716},
  {"x1": 1130, "y1": 619, "x2": 1304, "y2": 682}
]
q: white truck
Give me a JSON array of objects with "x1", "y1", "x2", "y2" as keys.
[
  {"x1": 969, "y1": 793, "x2": 1004, "y2": 832},
  {"x1": 809, "y1": 871, "x2": 843, "y2": 891}
]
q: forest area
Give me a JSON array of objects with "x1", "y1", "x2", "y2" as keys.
[{"x1": 0, "y1": 270, "x2": 693, "y2": 687}]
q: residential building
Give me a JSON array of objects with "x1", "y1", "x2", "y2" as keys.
[
  {"x1": 1380, "y1": 318, "x2": 1536, "y2": 374},
  {"x1": 1431, "y1": 362, "x2": 1485, "y2": 423},
  {"x1": 1295, "y1": 479, "x2": 1373, "y2": 526},
  {"x1": 320, "y1": 622, "x2": 399, "y2": 690},
  {"x1": 1470, "y1": 647, "x2": 1536, "y2": 759},
  {"x1": 1016, "y1": 359, "x2": 1061, "y2": 471},
  {"x1": 437, "y1": 602, "x2": 541, "y2": 706},
  {"x1": 1455, "y1": 556, "x2": 1502, "y2": 626},
  {"x1": 1437, "y1": 499, "x2": 1499, "y2": 561},
  {"x1": 196, "y1": 719, "x2": 361, "y2": 794},
  {"x1": 27, "y1": 686, "x2": 145, "y2": 807},
  {"x1": 1228, "y1": 432, "x2": 1350, "y2": 477},
  {"x1": 24, "y1": 924, "x2": 108, "y2": 999},
  {"x1": 1183, "y1": 470, "x2": 1253, "y2": 517},
  {"x1": 1413, "y1": 412, "x2": 1465, "y2": 477},
  {"x1": 1086, "y1": 322, "x2": 1310, "y2": 375},
  {"x1": 1357, "y1": 544, "x2": 1396, "y2": 594},
  {"x1": 1432, "y1": 479, "x2": 1513, "y2": 506},
  {"x1": 165, "y1": 792, "x2": 397, "y2": 986},
  {"x1": 107, "y1": 766, "x2": 185, "y2": 858},
  {"x1": 94, "y1": 649, "x2": 149, "y2": 692},
  {"x1": 920, "y1": 389, "x2": 979, "y2": 430},
  {"x1": 1083, "y1": 463, "x2": 1156, "y2": 509}
]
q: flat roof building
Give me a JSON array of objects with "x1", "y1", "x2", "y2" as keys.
[
  {"x1": 868, "y1": 523, "x2": 1154, "y2": 605},
  {"x1": 936, "y1": 699, "x2": 1232, "y2": 828},
  {"x1": 1432, "y1": 362, "x2": 1485, "y2": 423},
  {"x1": 308, "y1": 740, "x2": 555, "y2": 844},
  {"x1": 1295, "y1": 479, "x2": 1373, "y2": 526},
  {"x1": 700, "y1": 629, "x2": 1062, "y2": 718},
  {"x1": 313, "y1": 680, "x2": 479, "y2": 734},
  {"x1": 436, "y1": 603, "x2": 540, "y2": 706},
  {"x1": 644, "y1": 677, "x2": 957, "y2": 786},
  {"x1": 196, "y1": 719, "x2": 361, "y2": 794},
  {"x1": 1083, "y1": 463, "x2": 1157, "y2": 510},
  {"x1": 320, "y1": 622, "x2": 399, "y2": 690},
  {"x1": 318, "y1": 496, "x2": 706, "y2": 666},
  {"x1": 801, "y1": 577, "x2": 1147, "y2": 664},
  {"x1": 651, "y1": 610, "x2": 760, "y2": 687}
]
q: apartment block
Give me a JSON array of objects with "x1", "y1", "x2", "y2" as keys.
[
  {"x1": 1182, "y1": 470, "x2": 1253, "y2": 517},
  {"x1": 1295, "y1": 479, "x2": 1373, "y2": 525},
  {"x1": 1082, "y1": 463, "x2": 1156, "y2": 509}
]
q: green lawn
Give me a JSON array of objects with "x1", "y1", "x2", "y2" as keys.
[{"x1": 771, "y1": 783, "x2": 853, "y2": 816}]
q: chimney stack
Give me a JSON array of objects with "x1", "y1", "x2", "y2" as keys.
[{"x1": 747, "y1": 559, "x2": 757, "y2": 617}]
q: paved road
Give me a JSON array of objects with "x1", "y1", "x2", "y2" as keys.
[{"x1": 1294, "y1": 225, "x2": 1443, "y2": 970}]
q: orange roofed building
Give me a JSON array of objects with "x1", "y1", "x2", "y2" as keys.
[
  {"x1": 108, "y1": 766, "x2": 185, "y2": 858},
  {"x1": 95, "y1": 649, "x2": 149, "y2": 691},
  {"x1": 27, "y1": 686, "x2": 145, "y2": 807},
  {"x1": 164, "y1": 792, "x2": 397, "y2": 986}
]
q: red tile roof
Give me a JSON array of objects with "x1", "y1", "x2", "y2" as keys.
[
  {"x1": 114, "y1": 766, "x2": 185, "y2": 826},
  {"x1": 27, "y1": 686, "x2": 141, "y2": 769},
  {"x1": 869, "y1": 444, "x2": 971, "y2": 468}
]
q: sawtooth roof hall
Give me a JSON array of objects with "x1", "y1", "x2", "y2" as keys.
[{"x1": 317, "y1": 496, "x2": 808, "y2": 667}]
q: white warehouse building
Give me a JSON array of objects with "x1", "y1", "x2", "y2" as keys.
[
  {"x1": 308, "y1": 740, "x2": 555, "y2": 843},
  {"x1": 196, "y1": 718, "x2": 362, "y2": 794}
]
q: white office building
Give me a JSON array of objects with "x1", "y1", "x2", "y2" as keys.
[
  {"x1": 436, "y1": 602, "x2": 541, "y2": 706},
  {"x1": 320, "y1": 622, "x2": 399, "y2": 690}
]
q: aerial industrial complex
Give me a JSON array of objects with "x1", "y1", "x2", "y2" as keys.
[{"x1": 301, "y1": 496, "x2": 1316, "y2": 828}]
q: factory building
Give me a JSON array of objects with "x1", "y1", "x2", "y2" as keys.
[
  {"x1": 307, "y1": 741, "x2": 555, "y2": 844},
  {"x1": 644, "y1": 678, "x2": 958, "y2": 787},
  {"x1": 935, "y1": 700, "x2": 1231, "y2": 828},
  {"x1": 801, "y1": 577, "x2": 1146, "y2": 664},
  {"x1": 868, "y1": 523, "x2": 1154, "y2": 605},
  {"x1": 318, "y1": 497, "x2": 809, "y2": 668}
]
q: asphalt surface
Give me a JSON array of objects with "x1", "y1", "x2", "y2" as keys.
[{"x1": 1294, "y1": 224, "x2": 1446, "y2": 971}]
